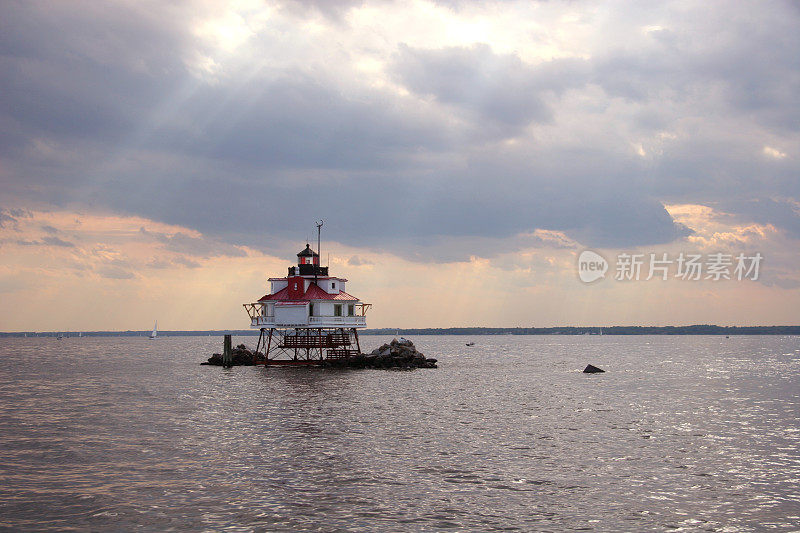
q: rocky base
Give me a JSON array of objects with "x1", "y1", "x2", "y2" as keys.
[
  {"x1": 202, "y1": 344, "x2": 263, "y2": 366},
  {"x1": 201, "y1": 339, "x2": 437, "y2": 369}
]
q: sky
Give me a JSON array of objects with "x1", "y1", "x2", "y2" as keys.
[{"x1": 1, "y1": 0, "x2": 799, "y2": 331}]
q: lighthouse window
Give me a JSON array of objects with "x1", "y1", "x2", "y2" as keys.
[
  {"x1": 331, "y1": 282, "x2": 336, "y2": 290},
  {"x1": 309, "y1": 303, "x2": 314, "y2": 316},
  {"x1": 334, "y1": 304, "x2": 342, "y2": 317},
  {"x1": 347, "y1": 304, "x2": 354, "y2": 316}
]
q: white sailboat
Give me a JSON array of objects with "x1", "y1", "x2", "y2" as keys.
[{"x1": 149, "y1": 321, "x2": 158, "y2": 339}]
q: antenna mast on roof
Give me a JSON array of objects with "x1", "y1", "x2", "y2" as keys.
[{"x1": 315, "y1": 220, "x2": 324, "y2": 285}]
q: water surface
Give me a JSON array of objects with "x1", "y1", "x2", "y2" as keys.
[{"x1": 1, "y1": 335, "x2": 798, "y2": 531}]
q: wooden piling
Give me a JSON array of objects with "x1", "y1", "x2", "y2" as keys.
[{"x1": 223, "y1": 334, "x2": 232, "y2": 368}]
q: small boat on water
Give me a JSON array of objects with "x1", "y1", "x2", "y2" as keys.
[
  {"x1": 465, "y1": 342, "x2": 475, "y2": 346},
  {"x1": 149, "y1": 321, "x2": 158, "y2": 339}
]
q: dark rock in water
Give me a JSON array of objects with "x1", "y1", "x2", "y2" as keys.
[{"x1": 583, "y1": 364, "x2": 605, "y2": 373}]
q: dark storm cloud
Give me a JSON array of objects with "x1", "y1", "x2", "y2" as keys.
[{"x1": 1, "y1": 1, "x2": 799, "y2": 261}]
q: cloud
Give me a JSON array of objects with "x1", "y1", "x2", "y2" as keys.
[
  {"x1": 139, "y1": 227, "x2": 246, "y2": 258},
  {"x1": 280, "y1": 0, "x2": 364, "y2": 21},
  {"x1": 95, "y1": 266, "x2": 136, "y2": 280},
  {"x1": 763, "y1": 146, "x2": 787, "y2": 159},
  {"x1": 145, "y1": 258, "x2": 172, "y2": 269},
  {"x1": 721, "y1": 198, "x2": 800, "y2": 240},
  {"x1": 147, "y1": 256, "x2": 201, "y2": 269},
  {"x1": 14, "y1": 236, "x2": 75, "y2": 247},
  {"x1": 41, "y1": 236, "x2": 76, "y2": 247},
  {"x1": 0, "y1": 212, "x2": 17, "y2": 229},
  {"x1": 391, "y1": 43, "x2": 571, "y2": 132},
  {"x1": 347, "y1": 255, "x2": 373, "y2": 266},
  {"x1": 0, "y1": 208, "x2": 31, "y2": 229},
  {"x1": 0, "y1": 0, "x2": 799, "y2": 265},
  {"x1": 163, "y1": 74, "x2": 451, "y2": 168}
]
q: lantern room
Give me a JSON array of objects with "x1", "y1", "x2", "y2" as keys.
[{"x1": 290, "y1": 244, "x2": 329, "y2": 277}]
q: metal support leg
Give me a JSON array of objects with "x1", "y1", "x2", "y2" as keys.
[
  {"x1": 354, "y1": 328, "x2": 361, "y2": 355},
  {"x1": 265, "y1": 328, "x2": 274, "y2": 364}
]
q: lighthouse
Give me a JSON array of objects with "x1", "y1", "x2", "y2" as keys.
[{"x1": 243, "y1": 227, "x2": 371, "y2": 365}]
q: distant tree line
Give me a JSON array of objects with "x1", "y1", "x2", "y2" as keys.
[
  {"x1": 2, "y1": 325, "x2": 799, "y2": 337},
  {"x1": 0, "y1": 330, "x2": 262, "y2": 338},
  {"x1": 362, "y1": 325, "x2": 800, "y2": 336}
]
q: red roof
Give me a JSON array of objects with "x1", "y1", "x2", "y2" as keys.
[{"x1": 259, "y1": 283, "x2": 359, "y2": 302}]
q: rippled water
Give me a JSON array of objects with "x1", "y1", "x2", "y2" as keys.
[{"x1": 1, "y1": 335, "x2": 799, "y2": 531}]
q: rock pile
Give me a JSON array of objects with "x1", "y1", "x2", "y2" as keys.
[
  {"x1": 202, "y1": 344, "x2": 263, "y2": 366},
  {"x1": 332, "y1": 337, "x2": 437, "y2": 369}
]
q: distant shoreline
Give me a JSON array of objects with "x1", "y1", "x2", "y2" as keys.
[{"x1": 2, "y1": 325, "x2": 799, "y2": 337}]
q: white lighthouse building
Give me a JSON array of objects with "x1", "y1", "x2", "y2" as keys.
[{"x1": 244, "y1": 240, "x2": 371, "y2": 365}]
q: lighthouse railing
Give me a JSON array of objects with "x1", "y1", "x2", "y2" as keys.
[
  {"x1": 250, "y1": 315, "x2": 366, "y2": 327},
  {"x1": 243, "y1": 303, "x2": 269, "y2": 320},
  {"x1": 309, "y1": 316, "x2": 366, "y2": 326}
]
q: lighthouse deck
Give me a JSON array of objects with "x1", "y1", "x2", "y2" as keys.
[{"x1": 249, "y1": 315, "x2": 366, "y2": 328}]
